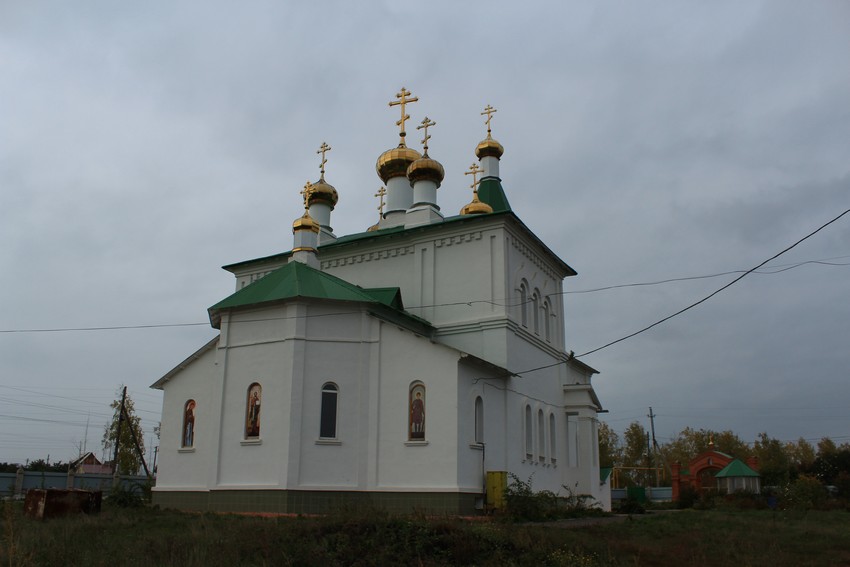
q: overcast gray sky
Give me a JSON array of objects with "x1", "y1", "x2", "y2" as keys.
[{"x1": 2, "y1": 1, "x2": 848, "y2": 466}]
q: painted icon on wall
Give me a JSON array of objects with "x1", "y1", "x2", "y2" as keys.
[
  {"x1": 409, "y1": 382, "x2": 425, "y2": 440},
  {"x1": 183, "y1": 400, "x2": 196, "y2": 447},
  {"x1": 245, "y1": 383, "x2": 262, "y2": 438}
]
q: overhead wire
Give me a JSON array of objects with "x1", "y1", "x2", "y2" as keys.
[{"x1": 0, "y1": 250, "x2": 847, "y2": 335}]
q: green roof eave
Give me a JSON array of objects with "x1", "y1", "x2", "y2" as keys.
[
  {"x1": 222, "y1": 250, "x2": 293, "y2": 273},
  {"x1": 362, "y1": 287, "x2": 405, "y2": 310}
]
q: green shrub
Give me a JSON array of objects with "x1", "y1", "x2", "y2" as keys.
[
  {"x1": 784, "y1": 475, "x2": 828, "y2": 510},
  {"x1": 109, "y1": 483, "x2": 146, "y2": 508}
]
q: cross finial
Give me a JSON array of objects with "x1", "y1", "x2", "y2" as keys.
[
  {"x1": 481, "y1": 105, "x2": 497, "y2": 137},
  {"x1": 316, "y1": 142, "x2": 332, "y2": 180},
  {"x1": 374, "y1": 186, "x2": 387, "y2": 216},
  {"x1": 416, "y1": 117, "x2": 436, "y2": 156},
  {"x1": 465, "y1": 163, "x2": 484, "y2": 192},
  {"x1": 388, "y1": 87, "x2": 419, "y2": 146},
  {"x1": 300, "y1": 180, "x2": 314, "y2": 208}
]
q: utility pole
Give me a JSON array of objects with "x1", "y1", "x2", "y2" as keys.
[
  {"x1": 648, "y1": 407, "x2": 658, "y2": 450},
  {"x1": 648, "y1": 407, "x2": 661, "y2": 485}
]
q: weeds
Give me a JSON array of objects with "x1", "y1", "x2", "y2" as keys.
[
  {"x1": 503, "y1": 474, "x2": 602, "y2": 522},
  {"x1": 2, "y1": 500, "x2": 31, "y2": 567}
]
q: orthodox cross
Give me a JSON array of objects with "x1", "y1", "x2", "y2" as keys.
[
  {"x1": 416, "y1": 117, "x2": 436, "y2": 156},
  {"x1": 388, "y1": 87, "x2": 418, "y2": 146},
  {"x1": 465, "y1": 163, "x2": 484, "y2": 192},
  {"x1": 481, "y1": 105, "x2": 497, "y2": 137},
  {"x1": 300, "y1": 180, "x2": 314, "y2": 208},
  {"x1": 316, "y1": 142, "x2": 331, "y2": 180},
  {"x1": 374, "y1": 186, "x2": 387, "y2": 216}
]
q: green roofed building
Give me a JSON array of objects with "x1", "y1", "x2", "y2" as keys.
[
  {"x1": 715, "y1": 459, "x2": 761, "y2": 494},
  {"x1": 151, "y1": 91, "x2": 607, "y2": 515}
]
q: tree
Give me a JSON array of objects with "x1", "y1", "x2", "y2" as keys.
[
  {"x1": 26, "y1": 459, "x2": 69, "y2": 472},
  {"x1": 752, "y1": 432, "x2": 791, "y2": 486},
  {"x1": 620, "y1": 422, "x2": 649, "y2": 486},
  {"x1": 817, "y1": 437, "x2": 838, "y2": 457},
  {"x1": 102, "y1": 386, "x2": 145, "y2": 475},
  {"x1": 785, "y1": 437, "x2": 816, "y2": 471},
  {"x1": 662, "y1": 427, "x2": 751, "y2": 468},
  {"x1": 598, "y1": 421, "x2": 622, "y2": 469}
]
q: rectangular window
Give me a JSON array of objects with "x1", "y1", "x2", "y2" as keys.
[{"x1": 320, "y1": 384, "x2": 338, "y2": 439}]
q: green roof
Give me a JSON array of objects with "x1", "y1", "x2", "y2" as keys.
[
  {"x1": 477, "y1": 177, "x2": 511, "y2": 213},
  {"x1": 208, "y1": 261, "x2": 426, "y2": 329},
  {"x1": 600, "y1": 467, "x2": 613, "y2": 482},
  {"x1": 715, "y1": 459, "x2": 759, "y2": 478}
]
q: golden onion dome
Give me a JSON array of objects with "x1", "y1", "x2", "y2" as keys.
[
  {"x1": 307, "y1": 178, "x2": 338, "y2": 208},
  {"x1": 460, "y1": 196, "x2": 493, "y2": 216},
  {"x1": 407, "y1": 156, "x2": 445, "y2": 186},
  {"x1": 376, "y1": 145, "x2": 422, "y2": 183},
  {"x1": 292, "y1": 210, "x2": 320, "y2": 233},
  {"x1": 475, "y1": 136, "x2": 504, "y2": 160},
  {"x1": 366, "y1": 222, "x2": 380, "y2": 232}
]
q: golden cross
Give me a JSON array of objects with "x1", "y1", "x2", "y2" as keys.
[
  {"x1": 374, "y1": 186, "x2": 387, "y2": 216},
  {"x1": 300, "y1": 180, "x2": 314, "y2": 208},
  {"x1": 465, "y1": 163, "x2": 484, "y2": 191},
  {"x1": 416, "y1": 117, "x2": 436, "y2": 156},
  {"x1": 481, "y1": 105, "x2": 497, "y2": 137},
  {"x1": 316, "y1": 142, "x2": 331, "y2": 179},
  {"x1": 388, "y1": 87, "x2": 418, "y2": 145}
]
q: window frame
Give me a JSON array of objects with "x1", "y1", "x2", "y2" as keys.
[{"x1": 319, "y1": 382, "x2": 339, "y2": 439}]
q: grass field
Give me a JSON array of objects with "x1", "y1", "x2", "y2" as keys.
[{"x1": 3, "y1": 500, "x2": 850, "y2": 566}]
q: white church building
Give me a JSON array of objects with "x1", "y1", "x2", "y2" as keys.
[{"x1": 152, "y1": 90, "x2": 608, "y2": 514}]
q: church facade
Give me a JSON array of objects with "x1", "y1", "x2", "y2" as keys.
[{"x1": 151, "y1": 91, "x2": 607, "y2": 514}]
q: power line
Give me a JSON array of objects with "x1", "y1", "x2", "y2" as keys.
[
  {"x1": 564, "y1": 257, "x2": 850, "y2": 295},
  {"x1": 575, "y1": 208, "x2": 850, "y2": 358},
  {"x1": 0, "y1": 252, "x2": 847, "y2": 335},
  {"x1": 501, "y1": 208, "x2": 850, "y2": 376}
]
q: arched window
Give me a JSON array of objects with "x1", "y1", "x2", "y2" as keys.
[
  {"x1": 474, "y1": 396, "x2": 484, "y2": 444},
  {"x1": 532, "y1": 291, "x2": 540, "y2": 334},
  {"x1": 549, "y1": 413, "x2": 556, "y2": 463},
  {"x1": 524, "y1": 404, "x2": 533, "y2": 459},
  {"x1": 245, "y1": 383, "x2": 262, "y2": 438},
  {"x1": 182, "y1": 400, "x2": 196, "y2": 448},
  {"x1": 409, "y1": 382, "x2": 426, "y2": 440},
  {"x1": 519, "y1": 281, "x2": 529, "y2": 327},
  {"x1": 542, "y1": 298, "x2": 552, "y2": 342},
  {"x1": 320, "y1": 383, "x2": 338, "y2": 439},
  {"x1": 538, "y1": 409, "x2": 545, "y2": 462}
]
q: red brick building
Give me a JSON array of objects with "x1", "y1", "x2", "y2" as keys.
[{"x1": 671, "y1": 441, "x2": 760, "y2": 501}]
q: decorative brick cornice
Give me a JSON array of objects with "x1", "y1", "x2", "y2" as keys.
[
  {"x1": 321, "y1": 230, "x2": 483, "y2": 269},
  {"x1": 434, "y1": 231, "x2": 483, "y2": 248},
  {"x1": 321, "y1": 245, "x2": 415, "y2": 269}
]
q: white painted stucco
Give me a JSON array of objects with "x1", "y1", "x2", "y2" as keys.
[{"x1": 153, "y1": 175, "x2": 608, "y2": 510}]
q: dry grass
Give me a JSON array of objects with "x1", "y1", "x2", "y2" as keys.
[{"x1": 1, "y1": 501, "x2": 849, "y2": 566}]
